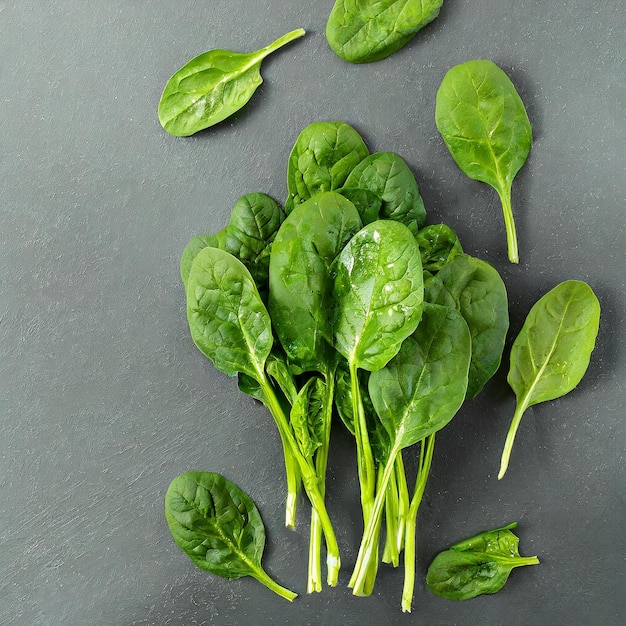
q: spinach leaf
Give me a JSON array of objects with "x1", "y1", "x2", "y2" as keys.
[
  {"x1": 332, "y1": 220, "x2": 424, "y2": 372},
  {"x1": 158, "y1": 29, "x2": 305, "y2": 136},
  {"x1": 186, "y1": 246, "x2": 272, "y2": 381},
  {"x1": 332, "y1": 219, "x2": 424, "y2": 586},
  {"x1": 290, "y1": 376, "x2": 326, "y2": 462},
  {"x1": 269, "y1": 192, "x2": 362, "y2": 372},
  {"x1": 180, "y1": 233, "x2": 224, "y2": 288},
  {"x1": 186, "y1": 246, "x2": 341, "y2": 578},
  {"x1": 415, "y1": 223, "x2": 463, "y2": 280},
  {"x1": 425, "y1": 522, "x2": 539, "y2": 600},
  {"x1": 425, "y1": 254, "x2": 509, "y2": 398},
  {"x1": 286, "y1": 121, "x2": 369, "y2": 208},
  {"x1": 369, "y1": 303, "x2": 471, "y2": 447},
  {"x1": 435, "y1": 60, "x2": 532, "y2": 263},
  {"x1": 343, "y1": 152, "x2": 426, "y2": 234},
  {"x1": 180, "y1": 193, "x2": 283, "y2": 294},
  {"x1": 499, "y1": 280, "x2": 600, "y2": 478},
  {"x1": 165, "y1": 471, "x2": 297, "y2": 601},
  {"x1": 222, "y1": 193, "x2": 284, "y2": 292},
  {"x1": 338, "y1": 188, "x2": 383, "y2": 225},
  {"x1": 326, "y1": 0, "x2": 444, "y2": 64}
]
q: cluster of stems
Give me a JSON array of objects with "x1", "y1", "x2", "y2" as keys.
[
  {"x1": 345, "y1": 364, "x2": 437, "y2": 611},
  {"x1": 258, "y1": 368, "x2": 341, "y2": 590}
]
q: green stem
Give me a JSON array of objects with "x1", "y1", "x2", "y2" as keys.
[
  {"x1": 283, "y1": 444, "x2": 300, "y2": 529},
  {"x1": 401, "y1": 434, "x2": 436, "y2": 613},
  {"x1": 350, "y1": 443, "x2": 401, "y2": 594},
  {"x1": 259, "y1": 28, "x2": 306, "y2": 59},
  {"x1": 498, "y1": 397, "x2": 529, "y2": 479},
  {"x1": 489, "y1": 554, "x2": 540, "y2": 567},
  {"x1": 498, "y1": 186, "x2": 519, "y2": 264},
  {"x1": 395, "y1": 452, "x2": 410, "y2": 556},
  {"x1": 307, "y1": 370, "x2": 335, "y2": 592},
  {"x1": 349, "y1": 362, "x2": 376, "y2": 525},
  {"x1": 252, "y1": 567, "x2": 298, "y2": 602},
  {"x1": 382, "y1": 463, "x2": 400, "y2": 566},
  {"x1": 260, "y1": 374, "x2": 341, "y2": 585}
]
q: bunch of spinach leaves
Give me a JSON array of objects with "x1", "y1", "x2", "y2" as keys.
[{"x1": 179, "y1": 121, "x2": 511, "y2": 607}]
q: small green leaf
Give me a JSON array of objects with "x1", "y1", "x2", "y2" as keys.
[
  {"x1": 159, "y1": 29, "x2": 305, "y2": 136},
  {"x1": 499, "y1": 280, "x2": 600, "y2": 478},
  {"x1": 290, "y1": 377, "x2": 326, "y2": 460},
  {"x1": 165, "y1": 472, "x2": 297, "y2": 601},
  {"x1": 415, "y1": 223, "x2": 463, "y2": 277},
  {"x1": 426, "y1": 523, "x2": 539, "y2": 601},
  {"x1": 435, "y1": 60, "x2": 532, "y2": 263}
]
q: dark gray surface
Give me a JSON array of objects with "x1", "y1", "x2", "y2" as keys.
[{"x1": 1, "y1": 1, "x2": 624, "y2": 624}]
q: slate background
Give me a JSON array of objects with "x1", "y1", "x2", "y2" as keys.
[{"x1": 1, "y1": 1, "x2": 624, "y2": 624}]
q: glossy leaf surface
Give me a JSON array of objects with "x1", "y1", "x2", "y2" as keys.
[
  {"x1": 269, "y1": 192, "x2": 362, "y2": 371},
  {"x1": 369, "y1": 303, "x2": 471, "y2": 449},
  {"x1": 326, "y1": 0, "x2": 444, "y2": 64},
  {"x1": 159, "y1": 29, "x2": 305, "y2": 136},
  {"x1": 500, "y1": 280, "x2": 600, "y2": 478},
  {"x1": 508, "y1": 280, "x2": 600, "y2": 407},
  {"x1": 332, "y1": 220, "x2": 424, "y2": 371},
  {"x1": 426, "y1": 522, "x2": 539, "y2": 600}
]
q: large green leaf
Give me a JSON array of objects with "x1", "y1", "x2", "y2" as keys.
[
  {"x1": 269, "y1": 192, "x2": 362, "y2": 371},
  {"x1": 369, "y1": 303, "x2": 471, "y2": 449},
  {"x1": 332, "y1": 220, "x2": 424, "y2": 371},
  {"x1": 326, "y1": 0, "x2": 444, "y2": 64}
]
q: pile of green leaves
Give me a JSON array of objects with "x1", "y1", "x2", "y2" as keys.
[{"x1": 180, "y1": 120, "x2": 511, "y2": 609}]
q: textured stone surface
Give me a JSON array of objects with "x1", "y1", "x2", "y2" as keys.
[{"x1": 1, "y1": 1, "x2": 624, "y2": 624}]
